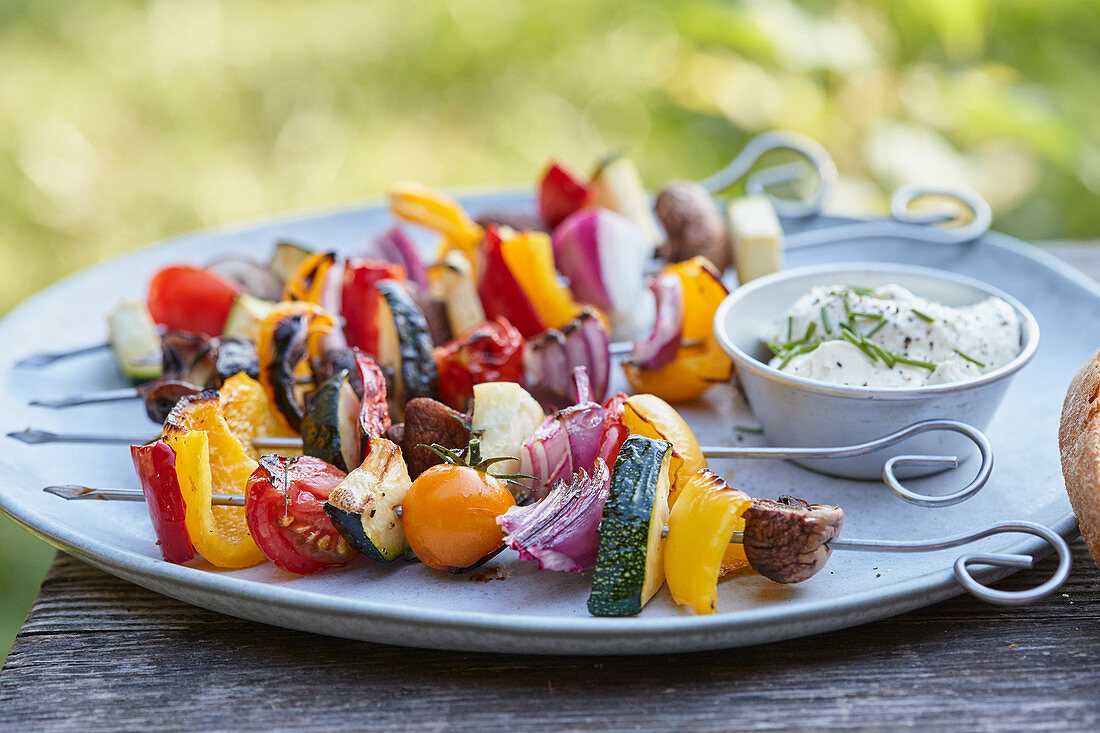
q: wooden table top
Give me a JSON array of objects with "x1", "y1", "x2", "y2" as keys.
[{"x1": 2, "y1": 244, "x2": 1099, "y2": 731}]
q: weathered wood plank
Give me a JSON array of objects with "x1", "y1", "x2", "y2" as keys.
[{"x1": 1, "y1": 547, "x2": 1097, "y2": 731}]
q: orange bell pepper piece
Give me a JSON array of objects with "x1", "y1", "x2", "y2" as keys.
[
  {"x1": 664, "y1": 469, "x2": 752, "y2": 614},
  {"x1": 624, "y1": 256, "x2": 733, "y2": 402},
  {"x1": 163, "y1": 393, "x2": 266, "y2": 569},
  {"x1": 620, "y1": 393, "x2": 706, "y2": 508},
  {"x1": 389, "y1": 182, "x2": 484, "y2": 269},
  {"x1": 283, "y1": 252, "x2": 336, "y2": 304},
  {"x1": 500, "y1": 230, "x2": 585, "y2": 331}
]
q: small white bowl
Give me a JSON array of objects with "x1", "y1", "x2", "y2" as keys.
[{"x1": 712, "y1": 263, "x2": 1040, "y2": 479}]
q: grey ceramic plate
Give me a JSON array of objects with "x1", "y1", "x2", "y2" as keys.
[{"x1": 0, "y1": 193, "x2": 1087, "y2": 655}]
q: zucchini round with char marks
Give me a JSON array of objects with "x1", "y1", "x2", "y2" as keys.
[
  {"x1": 324, "y1": 438, "x2": 412, "y2": 562},
  {"x1": 375, "y1": 279, "x2": 439, "y2": 421}
]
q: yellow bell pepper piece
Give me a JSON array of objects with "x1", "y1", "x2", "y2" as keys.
[
  {"x1": 218, "y1": 373, "x2": 301, "y2": 461},
  {"x1": 283, "y1": 252, "x2": 336, "y2": 304},
  {"x1": 389, "y1": 181, "x2": 484, "y2": 268},
  {"x1": 621, "y1": 393, "x2": 706, "y2": 508},
  {"x1": 665, "y1": 469, "x2": 752, "y2": 614},
  {"x1": 163, "y1": 395, "x2": 265, "y2": 569},
  {"x1": 624, "y1": 256, "x2": 733, "y2": 402},
  {"x1": 500, "y1": 230, "x2": 585, "y2": 330}
]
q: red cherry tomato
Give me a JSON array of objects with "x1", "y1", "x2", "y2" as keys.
[
  {"x1": 147, "y1": 265, "x2": 240, "y2": 337},
  {"x1": 245, "y1": 455, "x2": 354, "y2": 575},
  {"x1": 433, "y1": 316, "x2": 526, "y2": 410},
  {"x1": 131, "y1": 441, "x2": 194, "y2": 564}
]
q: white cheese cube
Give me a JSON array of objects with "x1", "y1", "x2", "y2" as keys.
[{"x1": 728, "y1": 195, "x2": 784, "y2": 284}]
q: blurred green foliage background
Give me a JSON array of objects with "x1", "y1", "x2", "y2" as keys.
[{"x1": 1, "y1": 0, "x2": 1097, "y2": 659}]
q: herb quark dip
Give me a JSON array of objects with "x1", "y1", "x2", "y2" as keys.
[{"x1": 764, "y1": 284, "x2": 1021, "y2": 388}]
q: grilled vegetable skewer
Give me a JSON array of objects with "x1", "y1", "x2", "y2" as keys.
[{"x1": 42, "y1": 483, "x2": 1068, "y2": 608}]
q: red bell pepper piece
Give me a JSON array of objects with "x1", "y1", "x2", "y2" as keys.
[
  {"x1": 433, "y1": 316, "x2": 526, "y2": 410},
  {"x1": 539, "y1": 161, "x2": 591, "y2": 229},
  {"x1": 147, "y1": 265, "x2": 240, "y2": 337},
  {"x1": 130, "y1": 441, "x2": 194, "y2": 564},
  {"x1": 354, "y1": 349, "x2": 391, "y2": 443},
  {"x1": 341, "y1": 258, "x2": 405, "y2": 354},
  {"x1": 477, "y1": 227, "x2": 546, "y2": 339}
]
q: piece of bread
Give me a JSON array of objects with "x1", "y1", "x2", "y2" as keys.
[{"x1": 1059, "y1": 348, "x2": 1100, "y2": 568}]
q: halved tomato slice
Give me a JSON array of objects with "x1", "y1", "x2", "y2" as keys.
[{"x1": 245, "y1": 455, "x2": 355, "y2": 574}]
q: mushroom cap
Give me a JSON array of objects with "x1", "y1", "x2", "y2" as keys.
[
  {"x1": 742, "y1": 496, "x2": 844, "y2": 583},
  {"x1": 655, "y1": 180, "x2": 729, "y2": 271}
]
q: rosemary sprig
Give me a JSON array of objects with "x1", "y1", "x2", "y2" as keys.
[
  {"x1": 911, "y1": 308, "x2": 934, "y2": 323},
  {"x1": 954, "y1": 349, "x2": 986, "y2": 368}
]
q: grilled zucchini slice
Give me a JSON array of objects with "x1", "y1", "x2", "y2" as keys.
[
  {"x1": 301, "y1": 369, "x2": 361, "y2": 472},
  {"x1": 324, "y1": 438, "x2": 412, "y2": 561},
  {"x1": 587, "y1": 435, "x2": 673, "y2": 617},
  {"x1": 375, "y1": 279, "x2": 439, "y2": 420}
]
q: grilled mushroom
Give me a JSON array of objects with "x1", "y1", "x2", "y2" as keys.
[
  {"x1": 400, "y1": 397, "x2": 471, "y2": 478},
  {"x1": 655, "y1": 180, "x2": 729, "y2": 271},
  {"x1": 742, "y1": 496, "x2": 844, "y2": 583}
]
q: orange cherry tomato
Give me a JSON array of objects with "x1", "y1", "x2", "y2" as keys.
[{"x1": 402, "y1": 464, "x2": 516, "y2": 571}]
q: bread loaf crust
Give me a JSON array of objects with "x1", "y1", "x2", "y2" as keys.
[{"x1": 1059, "y1": 348, "x2": 1100, "y2": 568}]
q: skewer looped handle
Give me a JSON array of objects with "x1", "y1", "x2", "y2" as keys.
[
  {"x1": 696, "y1": 130, "x2": 836, "y2": 219},
  {"x1": 832, "y1": 521, "x2": 1071, "y2": 606},
  {"x1": 786, "y1": 185, "x2": 992, "y2": 248},
  {"x1": 704, "y1": 419, "x2": 993, "y2": 508}
]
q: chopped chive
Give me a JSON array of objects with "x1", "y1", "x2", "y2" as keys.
[
  {"x1": 843, "y1": 293, "x2": 853, "y2": 317},
  {"x1": 847, "y1": 284, "x2": 876, "y2": 296},
  {"x1": 839, "y1": 326, "x2": 878, "y2": 363},
  {"x1": 777, "y1": 342, "x2": 819, "y2": 370},
  {"x1": 865, "y1": 320, "x2": 887, "y2": 338},
  {"x1": 803, "y1": 321, "x2": 816, "y2": 341},
  {"x1": 820, "y1": 306, "x2": 832, "y2": 334},
  {"x1": 734, "y1": 425, "x2": 764, "y2": 434},
  {"x1": 786, "y1": 316, "x2": 793, "y2": 342},
  {"x1": 767, "y1": 342, "x2": 784, "y2": 356},
  {"x1": 954, "y1": 349, "x2": 986, "y2": 368},
  {"x1": 894, "y1": 355, "x2": 937, "y2": 370},
  {"x1": 850, "y1": 311, "x2": 884, "y2": 320},
  {"x1": 868, "y1": 342, "x2": 896, "y2": 368},
  {"x1": 911, "y1": 308, "x2": 934, "y2": 323}
]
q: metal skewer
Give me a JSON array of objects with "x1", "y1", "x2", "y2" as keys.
[
  {"x1": 18, "y1": 419, "x2": 993, "y2": 508},
  {"x1": 28, "y1": 387, "x2": 143, "y2": 409},
  {"x1": 14, "y1": 341, "x2": 112, "y2": 368},
  {"x1": 728, "y1": 521, "x2": 1070, "y2": 606},
  {"x1": 41, "y1": 485, "x2": 1068, "y2": 606}
]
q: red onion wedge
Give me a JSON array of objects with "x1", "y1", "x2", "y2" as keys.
[
  {"x1": 366, "y1": 227, "x2": 429, "y2": 290},
  {"x1": 552, "y1": 208, "x2": 655, "y2": 339},
  {"x1": 519, "y1": 367, "x2": 612, "y2": 500},
  {"x1": 497, "y1": 459, "x2": 611, "y2": 573},
  {"x1": 524, "y1": 308, "x2": 610, "y2": 410},
  {"x1": 632, "y1": 272, "x2": 684, "y2": 369}
]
